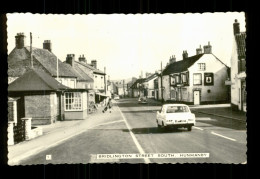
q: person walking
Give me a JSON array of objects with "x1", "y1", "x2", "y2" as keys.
[{"x1": 102, "y1": 98, "x2": 113, "y2": 113}]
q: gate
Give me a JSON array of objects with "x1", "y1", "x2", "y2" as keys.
[{"x1": 13, "y1": 119, "x2": 25, "y2": 144}]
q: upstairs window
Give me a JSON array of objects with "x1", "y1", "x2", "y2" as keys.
[
  {"x1": 198, "y1": 63, "x2": 206, "y2": 71},
  {"x1": 193, "y1": 73, "x2": 202, "y2": 85},
  {"x1": 175, "y1": 75, "x2": 180, "y2": 84},
  {"x1": 181, "y1": 74, "x2": 187, "y2": 83}
]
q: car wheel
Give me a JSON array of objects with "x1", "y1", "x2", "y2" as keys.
[
  {"x1": 157, "y1": 120, "x2": 161, "y2": 129},
  {"x1": 187, "y1": 126, "x2": 192, "y2": 131}
]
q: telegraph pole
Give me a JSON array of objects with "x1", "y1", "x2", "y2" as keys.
[
  {"x1": 30, "y1": 32, "x2": 33, "y2": 68},
  {"x1": 123, "y1": 80, "x2": 125, "y2": 98},
  {"x1": 161, "y1": 61, "x2": 164, "y2": 103},
  {"x1": 104, "y1": 67, "x2": 107, "y2": 95}
]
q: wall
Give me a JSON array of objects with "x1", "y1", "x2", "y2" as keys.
[
  {"x1": 94, "y1": 73, "x2": 105, "y2": 91},
  {"x1": 56, "y1": 77, "x2": 77, "y2": 88},
  {"x1": 230, "y1": 36, "x2": 246, "y2": 111},
  {"x1": 24, "y1": 94, "x2": 55, "y2": 125}
]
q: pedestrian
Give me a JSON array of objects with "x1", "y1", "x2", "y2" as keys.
[{"x1": 102, "y1": 98, "x2": 113, "y2": 113}]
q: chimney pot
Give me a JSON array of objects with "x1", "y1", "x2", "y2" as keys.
[
  {"x1": 66, "y1": 54, "x2": 75, "y2": 67},
  {"x1": 43, "y1": 40, "x2": 52, "y2": 52},
  {"x1": 203, "y1": 42, "x2": 212, "y2": 54},
  {"x1": 233, "y1": 19, "x2": 240, "y2": 35},
  {"x1": 15, "y1": 32, "x2": 26, "y2": 49},
  {"x1": 182, "y1": 51, "x2": 188, "y2": 59}
]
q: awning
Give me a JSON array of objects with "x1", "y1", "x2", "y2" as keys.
[{"x1": 96, "y1": 93, "x2": 110, "y2": 97}]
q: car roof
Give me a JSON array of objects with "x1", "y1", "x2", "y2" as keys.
[{"x1": 163, "y1": 104, "x2": 189, "y2": 107}]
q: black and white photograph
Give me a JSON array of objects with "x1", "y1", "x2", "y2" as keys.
[{"x1": 7, "y1": 12, "x2": 246, "y2": 165}]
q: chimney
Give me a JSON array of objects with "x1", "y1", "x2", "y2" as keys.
[
  {"x1": 66, "y1": 54, "x2": 75, "y2": 68},
  {"x1": 182, "y1": 51, "x2": 188, "y2": 59},
  {"x1": 15, "y1": 32, "x2": 26, "y2": 49},
  {"x1": 79, "y1": 54, "x2": 86, "y2": 63},
  {"x1": 233, "y1": 19, "x2": 240, "y2": 35},
  {"x1": 203, "y1": 42, "x2": 212, "y2": 54},
  {"x1": 169, "y1": 55, "x2": 176, "y2": 64},
  {"x1": 91, "y1": 60, "x2": 97, "y2": 69},
  {"x1": 196, "y1": 45, "x2": 203, "y2": 55},
  {"x1": 43, "y1": 40, "x2": 52, "y2": 52}
]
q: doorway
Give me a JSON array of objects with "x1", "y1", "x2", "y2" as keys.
[{"x1": 193, "y1": 90, "x2": 200, "y2": 105}]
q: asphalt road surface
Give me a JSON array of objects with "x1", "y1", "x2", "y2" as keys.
[{"x1": 20, "y1": 98, "x2": 247, "y2": 164}]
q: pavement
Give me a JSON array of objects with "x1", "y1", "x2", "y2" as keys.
[
  {"x1": 8, "y1": 102, "x2": 119, "y2": 165},
  {"x1": 8, "y1": 98, "x2": 246, "y2": 165}
]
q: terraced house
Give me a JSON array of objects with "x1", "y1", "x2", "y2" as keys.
[{"x1": 158, "y1": 43, "x2": 230, "y2": 105}]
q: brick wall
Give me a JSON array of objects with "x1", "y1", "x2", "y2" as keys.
[{"x1": 24, "y1": 94, "x2": 56, "y2": 125}]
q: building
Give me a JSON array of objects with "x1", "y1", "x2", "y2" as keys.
[
  {"x1": 8, "y1": 69, "x2": 88, "y2": 125},
  {"x1": 228, "y1": 19, "x2": 246, "y2": 112},
  {"x1": 127, "y1": 77, "x2": 138, "y2": 98},
  {"x1": 8, "y1": 33, "x2": 78, "y2": 88},
  {"x1": 67, "y1": 56, "x2": 107, "y2": 103},
  {"x1": 143, "y1": 73, "x2": 159, "y2": 99},
  {"x1": 130, "y1": 78, "x2": 147, "y2": 98},
  {"x1": 159, "y1": 43, "x2": 230, "y2": 105}
]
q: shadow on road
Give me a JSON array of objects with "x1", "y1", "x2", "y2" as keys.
[{"x1": 122, "y1": 127, "x2": 189, "y2": 134}]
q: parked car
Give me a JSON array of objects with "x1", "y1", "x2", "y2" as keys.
[
  {"x1": 114, "y1": 95, "x2": 120, "y2": 100},
  {"x1": 138, "y1": 97, "x2": 147, "y2": 104},
  {"x1": 156, "y1": 104, "x2": 195, "y2": 131}
]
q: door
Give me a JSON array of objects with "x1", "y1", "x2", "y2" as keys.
[{"x1": 193, "y1": 91, "x2": 200, "y2": 105}]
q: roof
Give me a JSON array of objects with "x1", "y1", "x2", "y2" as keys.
[
  {"x1": 8, "y1": 47, "x2": 77, "y2": 78},
  {"x1": 130, "y1": 78, "x2": 146, "y2": 89},
  {"x1": 68, "y1": 62, "x2": 94, "y2": 82},
  {"x1": 235, "y1": 32, "x2": 246, "y2": 58},
  {"x1": 162, "y1": 54, "x2": 204, "y2": 75},
  {"x1": 145, "y1": 73, "x2": 159, "y2": 82},
  {"x1": 75, "y1": 61, "x2": 105, "y2": 75},
  {"x1": 8, "y1": 69, "x2": 70, "y2": 92}
]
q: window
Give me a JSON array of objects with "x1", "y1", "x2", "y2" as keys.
[
  {"x1": 166, "y1": 106, "x2": 189, "y2": 113},
  {"x1": 198, "y1": 63, "x2": 206, "y2": 71},
  {"x1": 181, "y1": 74, "x2": 187, "y2": 83},
  {"x1": 175, "y1": 75, "x2": 180, "y2": 84},
  {"x1": 193, "y1": 73, "x2": 202, "y2": 85},
  {"x1": 64, "y1": 92, "x2": 82, "y2": 111},
  {"x1": 152, "y1": 91, "x2": 155, "y2": 96},
  {"x1": 204, "y1": 73, "x2": 214, "y2": 86}
]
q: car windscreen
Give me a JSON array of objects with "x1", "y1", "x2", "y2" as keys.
[{"x1": 166, "y1": 106, "x2": 189, "y2": 113}]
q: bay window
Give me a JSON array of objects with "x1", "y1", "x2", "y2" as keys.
[{"x1": 64, "y1": 92, "x2": 82, "y2": 111}]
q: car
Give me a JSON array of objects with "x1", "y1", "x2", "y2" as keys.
[
  {"x1": 156, "y1": 104, "x2": 195, "y2": 131},
  {"x1": 114, "y1": 95, "x2": 120, "y2": 100},
  {"x1": 138, "y1": 97, "x2": 147, "y2": 104}
]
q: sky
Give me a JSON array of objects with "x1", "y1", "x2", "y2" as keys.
[{"x1": 7, "y1": 12, "x2": 246, "y2": 80}]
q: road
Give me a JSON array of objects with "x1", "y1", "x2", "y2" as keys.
[{"x1": 20, "y1": 98, "x2": 247, "y2": 164}]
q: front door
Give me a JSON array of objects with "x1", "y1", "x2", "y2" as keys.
[{"x1": 193, "y1": 91, "x2": 200, "y2": 105}]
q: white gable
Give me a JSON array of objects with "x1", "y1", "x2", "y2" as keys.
[{"x1": 188, "y1": 54, "x2": 227, "y2": 73}]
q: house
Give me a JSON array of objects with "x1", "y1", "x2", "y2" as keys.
[
  {"x1": 114, "y1": 80, "x2": 128, "y2": 97},
  {"x1": 65, "y1": 55, "x2": 107, "y2": 103},
  {"x1": 158, "y1": 43, "x2": 230, "y2": 105},
  {"x1": 8, "y1": 69, "x2": 88, "y2": 125},
  {"x1": 8, "y1": 33, "x2": 78, "y2": 88},
  {"x1": 130, "y1": 78, "x2": 147, "y2": 98},
  {"x1": 143, "y1": 72, "x2": 159, "y2": 99},
  {"x1": 127, "y1": 77, "x2": 137, "y2": 98},
  {"x1": 227, "y1": 19, "x2": 246, "y2": 112}
]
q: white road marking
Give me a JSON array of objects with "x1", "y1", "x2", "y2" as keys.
[
  {"x1": 193, "y1": 126, "x2": 204, "y2": 131},
  {"x1": 93, "y1": 120, "x2": 124, "y2": 127},
  {"x1": 117, "y1": 106, "x2": 151, "y2": 164},
  {"x1": 211, "y1": 132, "x2": 237, "y2": 141}
]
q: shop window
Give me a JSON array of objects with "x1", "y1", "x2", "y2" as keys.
[
  {"x1": 64, "y1": 92, "x2": 82, "y2": 111},
  {"x1": 193, "y1": 73, "x2": 202, "y2": 85}
]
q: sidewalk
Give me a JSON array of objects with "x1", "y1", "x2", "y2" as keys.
[
  {"x1": 192, "y1": 107, "x2": 247, "y2": 122},
  {"x1": 8, "y1": 103, "x2": 121, "y2": 165},
  {"x1": 146, "y1": 98, "x2": 246, "y2": 122}
]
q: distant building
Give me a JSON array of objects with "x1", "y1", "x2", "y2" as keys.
[
  {"x1": 130, "y1": 78, "x2": 147, "y2": 98},
  {"x1": 144, "y1": 73, "x2": 159, "y2": 99},
  {"x1": 228, "y1": 19, "x2": 246, "y2": 112},
  {"x1": 159, "y1": 43, "x2": 230, "y2": 105}
]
